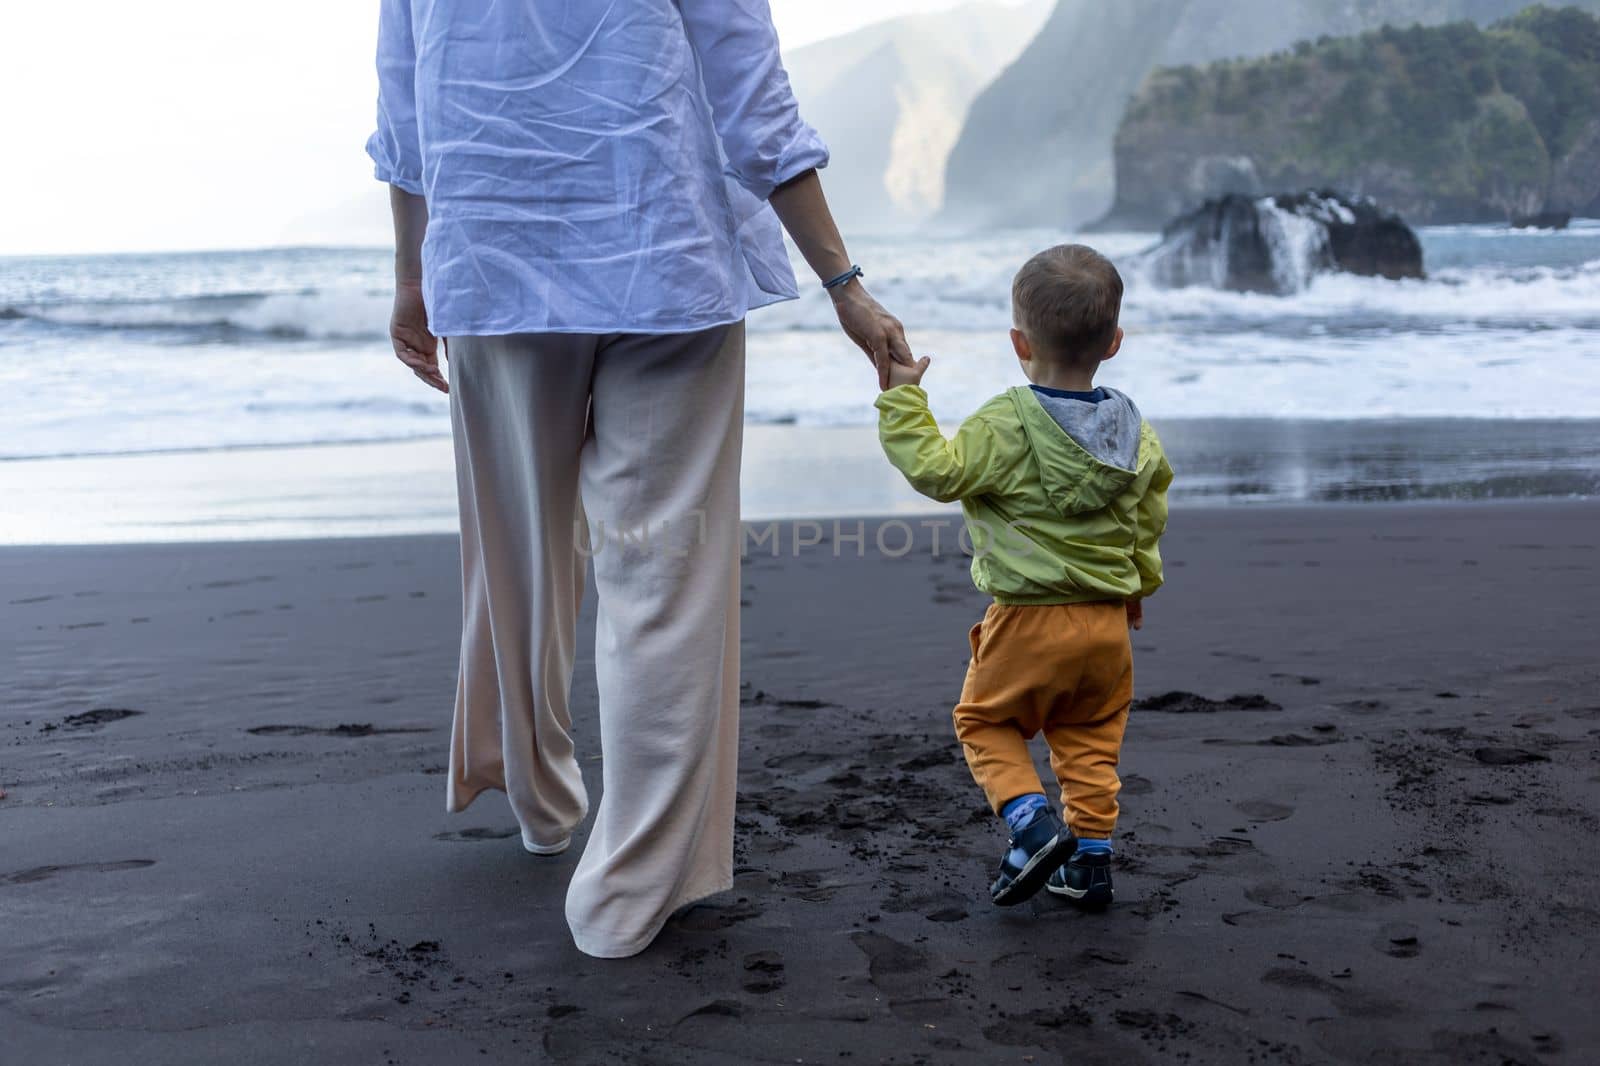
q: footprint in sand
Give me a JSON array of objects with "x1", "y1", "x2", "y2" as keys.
[
  {"x1": 1472, "y1": 747, "x2": 1548, "y2": 766},
  {"x1": 671, "y1": 898, "x2": 762, "y2": 932},
  {"x1": 898, "y1": 749, "x2": 956, "y2": 772},
  {"x1": 1179, "y1": 836, "x2": 1255, "y2": 859},
  {"x1": 1121, "y1": 773, "x2": 1155, "y2": 795},
  {"x1": 775, "y1": 697, "x2": 834, "y2": 710},
  {"x1": 246, "y1": 723, "x2": 432, "y2": 737},
  {"x1": 1259, "y1": 732, "x2": 1343, "y2": 747},
  {"x1": 1, "y1": 859, "x2": 155, "y2": 886},
  {"x1": 198, "y1": 575, "x2": 276, "y2": 589},
  {"x1": 761, "y1": 751, "x2": 832, "y2": 771},
  {"x1": 1222, "y1": 909, "x2": 1294, "y2": 929},
  {"x1": 41, "y1": 708, "x2": 143, "y2": 733},
  {"x1": 850, "y1": 930, "x2": 929, "y2": 985},
  {"x1": 432, "y1": 827, "x2": 519, "y2": 843},
  {"x1": 1204, "y1": 732, "x2": 1340, "y2": 748},
  {"x1": 668, "y1": 1000, "x2": 742, "y2": 1034},
  {"x1": 925, "y1": 906, "x2": 968, "y2": 922},
  {"x1": 741, "y1": 950, "x2": 785, "y2": 993},
  {"x1": 1377, "y1": 922, "x2": 1421, "y2": 958},
  {"x1": 1134, "y1": 691, "x2": 1281, "y2": 714},
  {"x1": 983, "y1": 1005, "x2": 1094, "y2": 1046},
  {"x1": 777, "y1": 869, "x2": 847, "y2": 903},
  {"x1": 1467, "y1": 791, "x2": 1516, "y2": 805},
  {"x1": 1236, "y1": 799, "x2": 1295, "y2": 822},
  {"x1": 1261, "y1": 967, "x2": 1400, "y2": 1018},
  {"x1": 1244, "y1": 882, "x2": 1312, "y2": 909}
]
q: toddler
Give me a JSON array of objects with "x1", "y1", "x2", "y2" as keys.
[{"x1": 875, "y1": 244, "x2": 1173, "y2": 908}]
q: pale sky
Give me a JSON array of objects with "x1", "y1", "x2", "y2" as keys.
[{"x1": 0, "y1": 1, "x2": 1025, "y2": 257}]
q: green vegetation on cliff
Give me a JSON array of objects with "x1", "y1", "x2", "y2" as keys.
[{"x1": 1110, "y1": 5, "x2": 1600, "y2": 225}]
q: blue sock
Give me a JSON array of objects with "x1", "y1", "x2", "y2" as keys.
[
  {"x1": 1001, "y1": 793, "x2": 1049, "y2": 834},
  {"x1": 1075, "y1": 836, "x2": 1113, "y2": 856}
]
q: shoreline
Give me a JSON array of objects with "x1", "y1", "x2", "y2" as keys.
[
  {"x1": 2, "y1": 418, "x2": 1597, "y2": 546},
  {"x1": 12, "y1": 408, "x2": 1600, "y2": 465}
]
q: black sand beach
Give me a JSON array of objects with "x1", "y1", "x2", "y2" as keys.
[{"x1": 3, "y1": 501, "x2": 1598, "y2": 1063}]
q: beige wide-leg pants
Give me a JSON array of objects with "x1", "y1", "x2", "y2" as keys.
[{"x1": 444, "y1": 322, "x2": 744, "y2": 959}]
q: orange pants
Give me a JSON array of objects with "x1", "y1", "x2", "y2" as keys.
[{"x1": 954, "y1": 601, "x2": 1133, "y2": 838}]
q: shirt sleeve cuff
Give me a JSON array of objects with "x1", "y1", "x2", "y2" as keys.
[
  {"x1": 740, "y1": 127, "x2": 831, "y2": 201},
  {"x1": 372, "y1": 164, "x2": 425, "y2": 197},
  {"x1": 874, "y1": 384, "x2": 928, "y2": 414},
  {"x1": 769, "y1": 135, "x2": 831, "y2": 197},
  {"x1": 366, "y1": 132, "x2": 425, "y2": 196}
]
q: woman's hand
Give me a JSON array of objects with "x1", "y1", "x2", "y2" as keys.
[
  {"x1": 391, "y1": 281, "x2": 447, "y2": 393},
  {"x1": 830, "y1": 281, "x2": 914, "y2": 390}
]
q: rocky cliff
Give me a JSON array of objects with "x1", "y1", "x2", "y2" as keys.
[
  {"x1": 1106, "y1": 7, "x2": 1600, "y2": 227},
  {"x1": 783, "y1": 1, "x2": 1051, "y2": 231},
  {"x1": 939, "y1": 0, "x2": 1600, "y2": 229}
]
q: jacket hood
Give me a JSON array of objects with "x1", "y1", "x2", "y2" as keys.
[{"x1": 1009, "y1": 385, "x2": 1145, "y2": 516}]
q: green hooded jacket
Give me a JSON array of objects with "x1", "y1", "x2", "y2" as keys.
[{"x1": 875, "y1": 383, "x2": 1172, "y2": 605}]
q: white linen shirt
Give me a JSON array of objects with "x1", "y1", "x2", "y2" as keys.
[{"x1": 367, "y1": 0, "x2": 829, "y2": 337}]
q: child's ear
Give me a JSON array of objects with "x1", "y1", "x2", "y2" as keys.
[
  {"x1": 1102, "y1": 327, "x2": 1124, "y2": 363},
  {"x1": 1010, "y1": 328, "x2": 1032, "y2": 363}
]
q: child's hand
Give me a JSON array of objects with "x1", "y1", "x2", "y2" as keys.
[
  {"x1": 884, "y1": 355, "x2": 931, "y2": 391},
  {"x1": 1126, "y1": 599, "x2": 1144, "y2": 631}
]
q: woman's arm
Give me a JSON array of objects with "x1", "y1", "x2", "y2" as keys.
[
  {"x1": 369, "y1": 0, "x2": 442, "y2": 391},
  {"x1": 675, "y1": 0, "x2": 914, "y2": 387},
  {"x1": 769, "y1": 170, "x2": 914, "y2": 389},
  {"x1": 388, "y1": 187, "x2": 445, "y2": 393}
]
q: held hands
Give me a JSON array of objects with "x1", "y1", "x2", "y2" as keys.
[
  {"x1": 885, "y1": 354, "x2": 931, "y2": 390},
  {"x1": 830, "y1": 281, "x2": 915, "y2": 390},
  {"x1": 391, "y1": 281, "x2": 448, "y2": 393},
  {"x1": 1126, "y1": 599, "x2": 1144, "y2": 631}
]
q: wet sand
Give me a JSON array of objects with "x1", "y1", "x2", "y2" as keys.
[
  {"x1": 3, "y1": 501, "x2": 1598, "y2": 1063},
  {"x1": 4, "y1": 418, "x2": 1597, "y2": 544}
]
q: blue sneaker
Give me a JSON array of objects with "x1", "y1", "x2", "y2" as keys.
[
  {"x1": 990, "y1": 807, "x2": 1077, "y2": 906},
  {"x1": 1047, "y1": 850, "x2": 1114, "y2": 908}
]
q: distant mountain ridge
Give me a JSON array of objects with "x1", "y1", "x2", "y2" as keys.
[
  {"x1": 784, "y1": 1, "x2": 1052, "y2": 231},
  {"x1": 939, "y1": 0, "x2": 1600, "y2": 230},
  {"x1": 1106, "y1": 7, "x2": 1600, "y2": 227}
]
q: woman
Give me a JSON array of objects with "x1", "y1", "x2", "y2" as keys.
[{"x1": 368, "y1": 0, "x2": 911, "y2": 958}]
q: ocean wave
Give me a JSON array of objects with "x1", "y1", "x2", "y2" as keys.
[
  {"x1": 11, "y1": 248, "x2": 1598, "y2": 344},
  {"x1": 749, "y1": 256, "x2": 1600, "y2": 336},
  {"x1": 1124, "y1": 258, "x2": 1600, "y2": 327},
  {"x1": 7, "y1": 229, "x2": 1599, "y2": 462},
  {"x1": 4, "y1": 289, "x2": 392, "y2": 342}
]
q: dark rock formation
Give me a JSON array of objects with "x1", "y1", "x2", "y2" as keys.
[
  {"x1": 1142, "y1": 192, "x2": 1424, "y2": 295},
  {"x1": 1511, "y1": 211, "x2": 1572, "y2": 230}
]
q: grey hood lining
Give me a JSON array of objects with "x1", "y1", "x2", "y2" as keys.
[{"x1": 1030, "y1": 385, "x2": 1143, "y2": 472}]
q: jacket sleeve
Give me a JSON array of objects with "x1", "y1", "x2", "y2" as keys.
[
  {"x1": 876, "y1": 386, "x2": 1008, "y2": 504},
  {"x1": 675, "y1": 0, "x2": 830, "y2": 200},
  {"x1": 365, "y1": 0, "x2": 424, "y2": 196},
  {"x1": 1132, "y1": 432, "x2": 1174, "y2": 599}
]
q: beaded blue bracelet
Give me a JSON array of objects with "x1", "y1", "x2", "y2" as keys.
[{"x1": 822, "y1": 265, "x2": 863, "y2": 291}]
